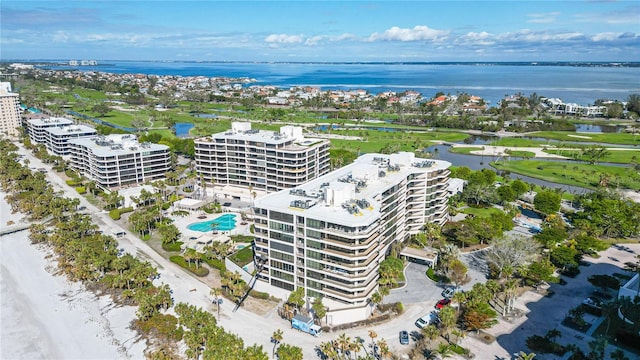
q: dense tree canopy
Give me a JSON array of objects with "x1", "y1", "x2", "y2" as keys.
[
  {"x1": 534, "y1": 190, "x2": 561, "y2": 215},
  {"x1": 573, "y1": 190, "x2": 640, "y2": 238}
]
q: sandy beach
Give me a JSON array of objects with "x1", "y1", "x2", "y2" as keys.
[{"x1": 0, "y1": 192, "x2": 146, "y2": 360}]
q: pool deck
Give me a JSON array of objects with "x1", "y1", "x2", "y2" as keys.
[{"x1": 172, "y1": 210, "x2": 253, "y2": 240}]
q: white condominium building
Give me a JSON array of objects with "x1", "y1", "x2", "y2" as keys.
[
  {"x1": 68, "y1": 134, "x2": 171, "y2": 189},
  {"x1": 0, "y1": 82, "x2": 22, "y2": 138},
  {"x1": 25, "y1": 117, "x2": 97, "y2": 156},
  {"x1": 194, "y1": 122, "x2": 330, "y2": 194},
  {"x1": 252, "y1": 152, "x2": 451, "y2": 324},
  {"x1": 26, "y1": 117, "x2": 74, "y2": 143}
]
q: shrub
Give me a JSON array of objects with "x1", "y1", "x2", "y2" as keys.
[
  {"x1": 120, "y1": 207, "x2": 134, "y2": 214},
  {"x1": 66, "y1": 179, "x2": 80, "y2": 186},
  {"x1": 426, "y1": 267, "x2": 449, "y2": 283},
  {"x1": 451, "y1": 344, "x2": 469, "y2": 355},
  {"x1": 169, "y1": 255, "x2": 209, "y2": 277},
  {"x1": 76, "y1": 186, "x2": 86, "y2": 194},
  {"x1": 249, "y1": 290, "x2": 270, "y2": 300},
  {"x1": 162, "y1": 241, "x2": 183, "y2": 252},
  {"x1": 134, "y1": 313, "x2": 183, "y2": 341},
  {"x1": 202, "y1": 256, "x2": 226, "y2": 271},
  {"x1": 394, "y1": 302, "x2": 404, "y2": 314},
  {"x1": 142, "y1": 234, "x2": 151, "y2": 241},
  {"x1": 161, "y1": 202, "x2": 171, "y2": 210},
  {"x1": 109, "y1": 209, "x2": 121, "y2": 220},
  {"x1": 561, "y1": 266, "x2": 580, "y2": 278}
]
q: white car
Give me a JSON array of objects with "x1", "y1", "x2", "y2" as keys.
[
  {"x1": 441, "y1": 286, "x2": 461, "y2": 299},
  {"x1": 415, "y1": 311, "x2": 439, "y2": 328}
]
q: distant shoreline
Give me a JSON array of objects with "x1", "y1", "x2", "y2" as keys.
[{"x1": 3, "y1": 60, "x2": 640, "y2": 68}]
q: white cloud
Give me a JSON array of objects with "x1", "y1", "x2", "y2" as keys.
[
  {"x1": 52, "y1": 31, "x2": 70, "y2": 42},
  {"x1": 367, "y1": 25, "x2": 449, "y2": 42},
  {"x1": 305, "y1": 35, "x2": 325, "y2": 46},
  {"x1": 526, "y1": 11, "x2": 561, "y2": 24},
  {"x1": 457, "y1": 31, "x2": 496, "y2": 46},
  {"x1": 264, "y1": 34, "x2": 304, "y2": 44},
  {"x1": 497, "y1": 29, "x2": 585, "y2": 43},
  {"x1": 591, "y1": 32, "x2": 622, "y2": 41}
]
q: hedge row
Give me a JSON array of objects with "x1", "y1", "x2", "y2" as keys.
[
  {"x1": 109, "y1": 206, "x2": 134, "y2": 220},
  {"x1": 202, "y1": 256, "x2": 226, "y2": 271},
  {"x1": 162, "y1": 241, "x2": 183, "y2": 252},
  {"x1": 169, "y1": 255, "x2": 209, "y2": 277},
  {"x1": 76, "y1": 186, "x2": 86, "y2": 194}
]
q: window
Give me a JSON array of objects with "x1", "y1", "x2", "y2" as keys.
[{"x1": 270, "y1": 211, "x2": 293, "y2": 223}]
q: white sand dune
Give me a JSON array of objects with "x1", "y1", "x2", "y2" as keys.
[{"x1": 0, "y1": 193, "x2": 145, "y2": 360}]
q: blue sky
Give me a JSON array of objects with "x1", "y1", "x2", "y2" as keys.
[{"x1": 2, "y1": 1, "x2": 639, "y2": 61}]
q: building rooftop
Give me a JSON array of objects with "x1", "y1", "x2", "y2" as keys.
[
  {"x1": 254, "y1": 152, "x2": 450, "y2": 226},
  {"x1": 46, "y1": 124, "x2": 97, "y2": 136},
  {"x1": 27, "y1": 117, "x2": 74, "y2": 127},
  {"x1": 68, "y1": 134, "x2": 169, "y2": 157},
  {"x1": 196, "y1": 122, "x2": 326, "y2": 150}
]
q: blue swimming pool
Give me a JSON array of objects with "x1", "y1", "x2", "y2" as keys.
[{"x1": 188, "y1": 214, "x2": 237, "y2": 232}]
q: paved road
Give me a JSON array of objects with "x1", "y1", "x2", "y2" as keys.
[{"x1": 14, "y1": 142, "x2": 444, "y2": 358}]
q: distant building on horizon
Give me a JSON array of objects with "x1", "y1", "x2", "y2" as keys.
[{"x1": 0, "y1": 82, "x2": 22, "y2": 138}]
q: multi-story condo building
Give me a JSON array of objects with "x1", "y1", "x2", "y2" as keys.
[
  {"x1": 25, "y1": 117, "x2": 74, "y2": 144},
  {"x1": 194, "y1": 122, "x2": 330, "y2": 197},
  {"x1": 252, "y1": 152, "x2": 451, "y2": 324},
  {"x1": 0, "y1": 82, "x2": 22, "y2": 138},
  {"x1": 25, "y1": 117, "x2": 97, "y2": 156},
  {"x1": 68, "y1": 134, "x2": 171, "y2": 189}
]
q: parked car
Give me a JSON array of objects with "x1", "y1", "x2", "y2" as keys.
[
  {"x1": 441, "y1": 286, "x2": 462, "y2": 299},
  {"x1": 582, "y1": 297, "x2": 603, "y2": 310},
  {"x1": 222, "y1": 202, "x2": 232, "y2": 207},
  {"x1": 435, "y1": 298, "x2": 451, "y2": 309},
  {"x1": 415, "y1": 312, "x2": 439, "y2": 328},
  {"x1": 399, "y1": 330, "x2": 409, "y2": 345}
]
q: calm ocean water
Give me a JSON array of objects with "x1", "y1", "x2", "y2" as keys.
[{"x1": 48, "y1": 61, "x2": 640, "y2": 106}]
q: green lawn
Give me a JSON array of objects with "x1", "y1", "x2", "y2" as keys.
[
  {"x1": 329, "y1": 130, "x2": 468, "y2": 153},
  {"x1": 449, "y1": 146, "x2": 536, "y2": 159},
  {"x1": 544, "y1": 148, "x2": 640, "y2": 164},
  {"x1": 492, "y1": 138, "x2": 549, "y2": 147},
  {"x1": 492, "y1": 160, "x2": 640, "y2": 191},
  {"x1": 531, "y1": 131, "x2": 640, "y2": 146},
  {"x1": 460, "y1": 206, "x2": 504, "y2": 218}
]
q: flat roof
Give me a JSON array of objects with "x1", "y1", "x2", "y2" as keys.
[
  {"x1": 68, "y1": 134, "x2": 169, "y2": 157},
  {"x1": 196, "y1": 123, "x2": 327, "y2": 150},
  {"x1": 254, "y1": 152, "x2": 450, "y2": 226},
  {"x1": 27, "y1": 117, "x2": 74, "y2": 127},
  {"x1": 46, "y1": 124, "x2": 97, "y2": 136}
]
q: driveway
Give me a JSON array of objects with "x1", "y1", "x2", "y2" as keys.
[{"x1": 387, "y1": 262, "x2": 444, "y2": 306}]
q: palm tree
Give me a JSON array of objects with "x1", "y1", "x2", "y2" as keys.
[
  {"x1": 435, "y1": 343, "x2": 454, "y2": 359},
  {"x1": 367, "y1": 329, "x2": 378, "y2": 353},
  {"x1": 210, "y1": 287, "x2": 222, "y2": 319},
  {"x1": 376, "y1": 339, "x2": 390, "y2": 359},
  {"x1": 514, "y1": 351, "x2": 536, "y2": 360},
  {"x1": 348, "y1": 338, "x2": 363, "y2": 360},
  {"x1": 271, "y1": 329, "x2": 283, "y2": 358},
  {"x1": 422, "y1": 324, "x2": 439, "y2": 346},
  {"x1": 610, "y1": 349, "x2": 629, "y2": 360},
  {"x1": 336, "y1": 333, "x2": 351, "y2": 358}
]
